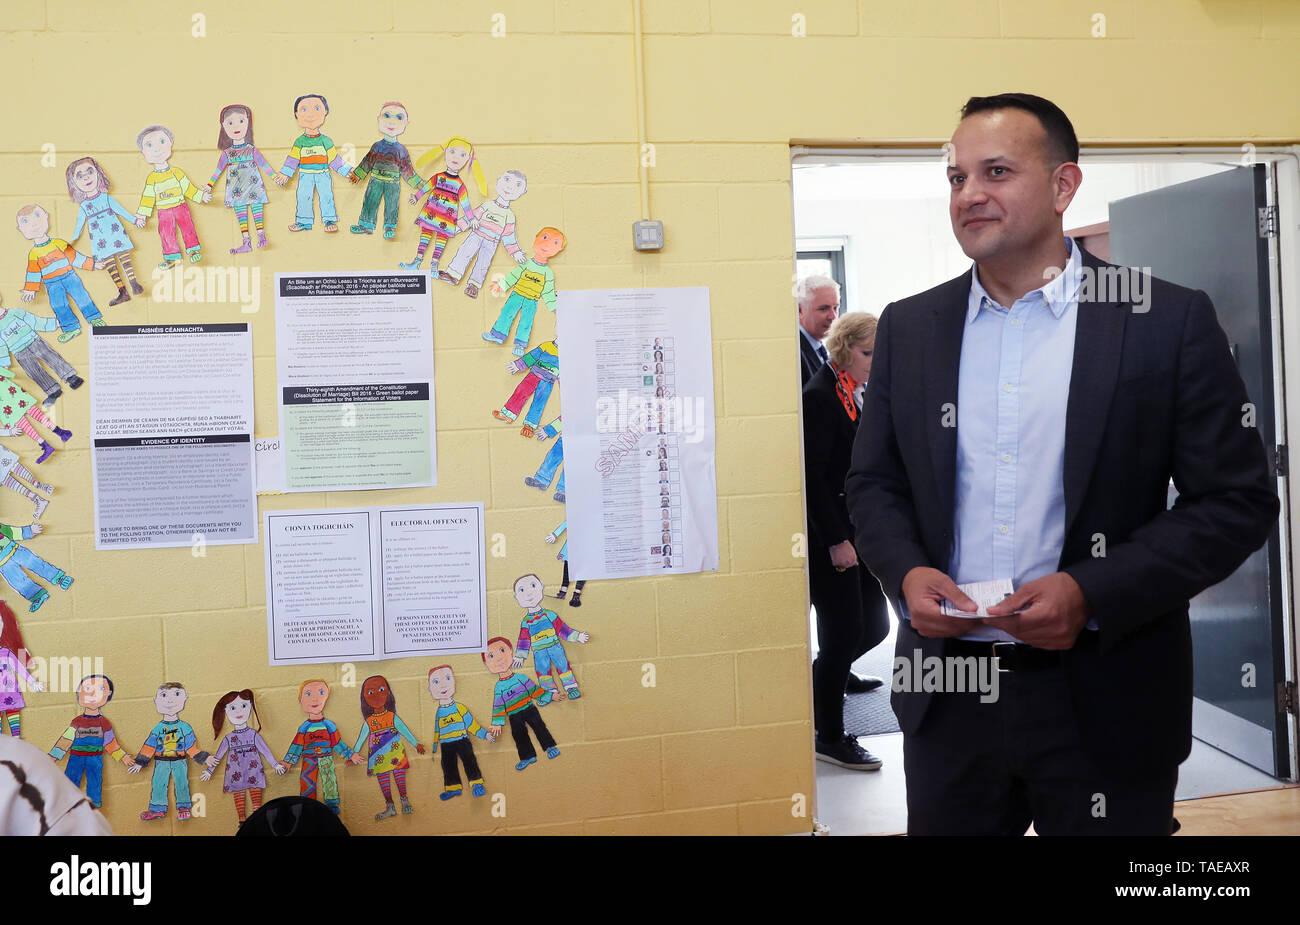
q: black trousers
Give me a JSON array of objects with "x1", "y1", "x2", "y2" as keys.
[
  {"x1": 508, "y1": 705, "x2": 556, "y2": 761},
  {"x1": 808, "y1": 544, "x2": 890, "y2": 738},
  {"x1": 440, "y1": 737, "x2": 483, "y2": 788},
  {"x1": 900, "y1": 623, "x2": 1179, "y2": 835}
]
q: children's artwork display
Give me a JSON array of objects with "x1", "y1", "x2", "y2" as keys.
[
  {"x1": 484, "y1": 637, "x2": 560, "y2": 772},
  {"x1": 0, "y1": 296, "x2": 84, "y2": 408},
  {"x1": 133, "y1": 125, "x2": 213, "y2": 268},
  {"x1": 134, "y1": 682, "x2": 209, "y2": 821},
  {"x1": 281, "y1": 679, "x2": 360, "y2": 815},
  {"x1": 201, "y1": 688, "x2": 287, "y2": 824},
  {"x1": 0, "y1": 600, "x2": 43, "y2": 738},
  {"x1": 17, "y1": 203, "x2": 106, "y2": 339},
  {"x1": 484, "y1": 227, "x2": 565, "y2": 356},
  {"x1": 351, "y1": 102, "x2": 423, "y2": 238},
  {"x1": 66, "y1": 157, "x2": 143, "y2": 304},
  {"x1": 264, "y1": 503, "x2": 487, "y2": 666},
  {"x1": 493, "y1": 338, "x2": 558, "y2": 438},
  {"x1": 402, "y1": 136, "x2": 487, "y2": 273},
  {"x1": 352, "y1": 675, "x2": 424, "y2": 820},
  {"x1": 207, "y1": 104, "x2": 278, "y2": 253},
  {"x1": 89, "y1": 323, "x2": 257, "y2": 549},
  {"x1": 274, "y1": 271, "x2": 437, "y2": 491},
  {"x1": 0, "y1": 444, "x2": 53, "y2": 519},
  {"x1": 47, "y1": 674, "x2": 141, "y2": 808},
  {"x1": 511, "y1": 573, "x2": 589, "y2": 699},
  {"x1": 273, "y1": 93, "x2": 354, "y2": 233},
  {"x1": 524, "y1": 416, "x2": 564, "y2": 501},
  {"x1": 427, "y1": 665, "x2": 498, "y2": 800},
  {"x1": 441, "y1": 169, "x2": 527, "y2": 298},
  {"x1": 0, "y1": 519, "x2": 72, "y2": 611},
  {"x1": 557, "y1": 287, "x2": 719, "y2": 580}
]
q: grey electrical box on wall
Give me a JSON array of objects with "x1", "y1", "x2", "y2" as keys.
[{"x1": 633, "y1": 220, "x2": 664, "y2": 251}]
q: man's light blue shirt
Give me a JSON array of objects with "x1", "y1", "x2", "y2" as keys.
[{"x1": 947, "y1": 236, "x2": 1094, "y2": 642}]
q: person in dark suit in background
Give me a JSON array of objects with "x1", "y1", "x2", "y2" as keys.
[
  {"x1": 797, "y1": 274, "x2": 839, "y2": 386},
  {"x1": 845, "y1": 93, "x2": 1279, "y2": 833},
  {"x1": 803, "y1": 311, "x2": 891, "y2": 770}
]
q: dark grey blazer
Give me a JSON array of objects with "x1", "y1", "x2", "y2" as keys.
[{"x1": 845, "y1": 244, "x2": 1279, "y2": 773}]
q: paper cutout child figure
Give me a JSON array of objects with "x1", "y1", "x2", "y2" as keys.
[
  {"x1": 484, "y1": 227, "x2": 565, "y2": 356},
  {"x1": 0, "y1": 444, "x2": 55, "y2": 519},
  {"x1": 0, "y1": 295, "x2": 84, "y2": 408},
  {"x1": 132, "y1": 125, "x2": 213, "y2": 268},
  {"x1": 282, "y1": 679, "x2": 361, "y2": 816},
  {"x1": 0, "y1": 519, "x2": 72, "y2": 611},
  {"x1": 273, "y1": 93, "x2": 355, "y2": 233},
  {"x1": 350, "y1": 102, "x2": 422, "y2": 239},
  {"x1": 201, "y1": 689, "x2": 286, "y2": 824},
  {"x1": 0, "y1": 366, "x2": 73, "y2": 463},
  {"x1": 545, "y1": 521, "x2": 585, "y2": 608},
  {"x1": 493, "y1": 338, "x2": 558, "y2": 438},
  {"x1": 66, "y1": 156, "x2": 143, "y2": 305},
  {"x1": 427, "y1": 665, "x2": 499, "y2": 801},
  {"x1": 485, "y1": 637, "x2": 559, "y2": 771},
  {"x1": 512, "y1": 573, "x2": 590, "y2": 701},
  {"x1": 47, "y1": 674, "x2": 141, "y2": 808},
  {"x1": 524, "y1": 416, "x2": 564, "y2": 502},
  {"x1": 16, "y1": 204, "x2": 105, "y2": 341},
  {"x1": 207, "y1": 104, "x2": 278, "y2": 254},
  {"x1": 135, "y1": 682, "x2": 209, "y2": 821},
  {"x1": 401, "y1": 136, "x2": 488, "y2": 272},
  {"x1": 0, "y1": 600, "x2": 43, "y2": 738},
  {"x1": 351, "y1": 675, "x2": 425, "y2": 821},
  {"x1": 441, "y1": 169, "x2": 527, "y2": 298}
]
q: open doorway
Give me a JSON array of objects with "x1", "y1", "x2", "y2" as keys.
[{"x1": 794, "y1": 147, "x2": 1300, "y2": 836}]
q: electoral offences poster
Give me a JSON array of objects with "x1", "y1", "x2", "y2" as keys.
[
  {"x1": 274, "y1": 271, "x2": 437, "y2": 492},
  {"x1": 264, "y1": 503, "x2": 487, "y2": 666},
  {"x1": 89, "y1": 323, "x2": 257, "y2": 550},
  {"x1": 557, "y1": 287, "x2": 720, "y2": 580}
]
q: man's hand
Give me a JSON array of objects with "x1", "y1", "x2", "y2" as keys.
[
  {"x1": 829, "y1": 541, "x2": 857, "y2": 570},
  {"x1": 901, "y1": 566, "x2": 982, "y2": 638},
  {"x1": 983, "y1": 572, "x2": 1090, "y2": 650}
]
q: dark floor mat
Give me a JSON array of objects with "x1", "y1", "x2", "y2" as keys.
[{"x1": 843, "y1": 629, "x2": 899, "y2": 737}]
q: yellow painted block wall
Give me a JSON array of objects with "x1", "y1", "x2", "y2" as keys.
[{"x1": 1, "y1": 0, "x2": 1296, "y2": 835}]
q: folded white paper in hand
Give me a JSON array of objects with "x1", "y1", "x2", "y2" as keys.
[{"x1": 940, "y1": 578, "x2": 1016, "y2": 618}]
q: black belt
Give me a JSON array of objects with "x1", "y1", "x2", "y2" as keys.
[{"x1": 945, "y1": 630, "x2": 1097, "y2": 672}]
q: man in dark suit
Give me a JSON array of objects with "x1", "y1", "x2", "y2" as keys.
[
  {"x1": 797, "y1": 275, "x2": 839, "y2": 386},
  {"x1": 845, "y1": 93, "x2": 1279, "y2": 835}
]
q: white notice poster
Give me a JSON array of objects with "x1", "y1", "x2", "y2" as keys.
[
  {"x1": 274, "y1": 271, "x2": 436, "y2": 492},
  {"x1": 264, "y1": 503, "x2": 487, "y2": 666},
  {"x1": 557, "y1": 287, "x2": 719, "y2": 580},
  {"x1": 89, "y1": 323, "x2": 257, "y2": 550}
]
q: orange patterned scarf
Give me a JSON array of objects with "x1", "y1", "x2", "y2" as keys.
[{"x1": 830, "y1": 361, "x2": 860, "y2": 422}]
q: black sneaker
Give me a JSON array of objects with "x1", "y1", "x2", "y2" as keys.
[
  {"x1": 66, "y1": 374, "x2": 84, "y2": 390},
  {"x1": 815, "y1": 734, "x2": 883, "y2": 771}
]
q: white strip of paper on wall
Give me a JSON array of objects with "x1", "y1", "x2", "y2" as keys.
[
  {"x1": 557, "y1": 287, "x2": 720, "y2": 580},
  {"x1": 89, "y1": 323, "x2": 257, "y2": 550}
]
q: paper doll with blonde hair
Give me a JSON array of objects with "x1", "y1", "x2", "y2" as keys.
[{"x1": 399, "y1": 135, "x2": 487, "y2": 274}]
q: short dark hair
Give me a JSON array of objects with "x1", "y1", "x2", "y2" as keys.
[
  {"x1": 79, "y1": 674, "x2": 114, "y2": 702},
  {"x1": 294, "y1": 93, "x2": 329, "y2": 114},
  {"x1": 960, "y1": 93, "x2": 1079, "y2": 166}
]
